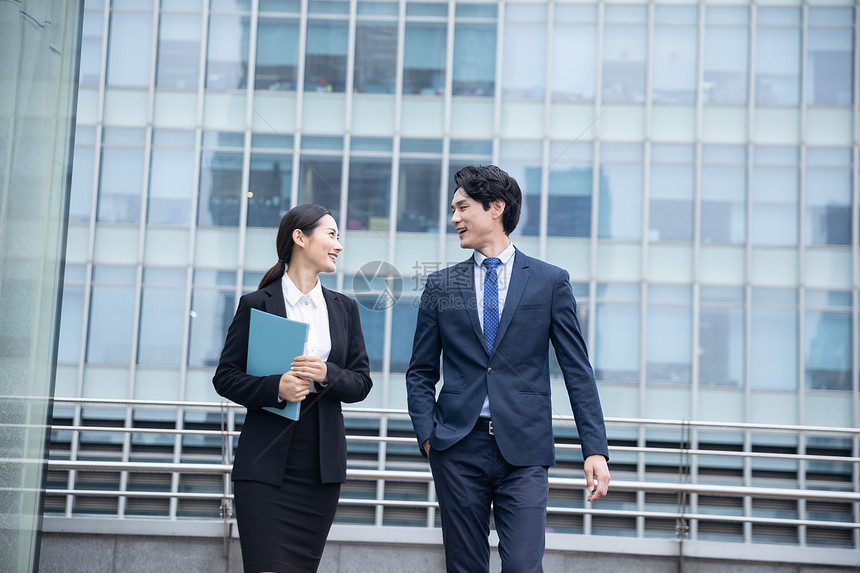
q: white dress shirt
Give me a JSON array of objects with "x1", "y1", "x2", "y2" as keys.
[
  {"x1": 473, "y1": 242, "x2": 516, "y2": 418},
  {"x1": 281, "y1": 272, "x2": 331, "y2": 392}
]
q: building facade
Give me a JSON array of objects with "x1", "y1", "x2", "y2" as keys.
[{"x1": 49, "y1": 0, "x2": 858, "y2": 563}]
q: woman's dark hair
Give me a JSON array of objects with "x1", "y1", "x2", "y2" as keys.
[
  {"x1": 453, "y1": 165, "x2": 522, "y2": 235},
  {"x1": 258, "y1": 204, "x2": 333, "y2": 290}
]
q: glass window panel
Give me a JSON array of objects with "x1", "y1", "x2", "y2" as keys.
[
  {"x1": 752, "y1": 165, "x2": 798, "y2": 246},
  {"x1": 701, "y1": 149, "x2": 746, "y2": 244},
  {"x1": 148, "y1": 147, "x2": 195, "y2": 225},
  {"x1": 187, "y1": 289, "x2": 236, "y2": 367},
  {"x1": 164, "y1": 0, "x2": 204, "y2": 8},
  {"x1": 391, "y1": 300, "x2": 418, "y2": 372},
  {"x1": 80, "y1": 10, "x2": 104, "y2": 86},
  {"x1": 197, "y1": 151, "x2": 243, "y2": 227},
  {"x1": 206, "y1": 15, "x2": 250, "y2": 89},
  {"x1": 547, "y1": 148, "x2": 592, "y2": 238},
  {"x1": 87, "y1": 284, "x2": 135, "y2": 364},
  {"x1": 652, "y1": 15, "x2": 697, "y2": 103},
  {"x1": 138, "y1": 286, "x2": 186, "y2": 365},
  {"x1": 805, "y1": 311, "x2": 851, "y2": 391},
  {"x1": 807, "y1": 26, "x2": 853, "y2": 105},
  {"x1": 255, "y1": 18, "x2": 299, "y2": 91},
  {"x1": 58, "y1": 283, "x2": 85, "y2": 363},
  {"x1": 552, "y1": 23, "x2": 595, "y2": 101},
  {"x1": 700, "y1": 306, "x2": 744, "y2": 387},
  {"x1": 157, "y1": 13, "x2": 202, "y2": 89},
  {"x1": 594, "y1": 302, "x2": 639, "y2": 382},
  {"x1": 750, "y1": 308, "x2": 797, "y2": 389},
  {"x1": 755, "y1": 14, "x2": 801, "y2": 104},
  {"x1": 347, "y1": 157, "x2": 392, "y2": 231},
  {"x1": 403, "y1": 22, "x2": 446, "y2": 96},
  {"x1": 98, "y1": 143, "x2": 145, "y2": 223},
  {"x1": 602, "y1": 23, "x2": 647, "y2": 102},
  {"x1": 703, "y1": 23, "x2": 748, "y2": 104},
  {"x1": 298, "y1": 156, "x2": 342, "y2": 221},
  {"x1": 355, "y1": 298, "x2": 384, "y2": 371},
  {"x1": 502, "y1": 20, "x2": 546, "y2": 100},
  {"x1": 70, "y1": 143, "x2": 94, "y2": 222},
  {"x1": 398, "y1": 158, "x2": 441, "y2": 233},
  {"x1": 500, "y1": 143, "x2": 542, "y2": 236},
  {"x1": 452, "y1": 23, "x2": 496, "y2": 97},
  {"x1": 649, "y1": 163, "x2": 694, "y2": 242},
  {"x1": 248, "y1": 153, "x2": 292, "y2": 228},
  {"x1": 304, "y1": 19, "x2": 349, "y2": 92},
  {"x1": 806, "y1": 167, "x2": 851, "y2": 246},
  {"x1": 646, "y1": 304, "x2": 691, "y2": 384},
  {"x1": 211, "y1": 0, "x2": 252, "y2": 11},
  {"x1": 259, "y1": 0, "x2": 301, "y2": 13},
  {"x1": 598, "y1": 157, "x2": 643, "y2": 240},
  {"x1": 106, "y1": 11, "x2": 153, "y2": 87},
  {"x1": 355, "y1": 22, "x2": 397, "y2": 94}
]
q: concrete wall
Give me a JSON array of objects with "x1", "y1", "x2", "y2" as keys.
[{"x1": 39, "y1": 533, "x2": 859, "y2": 573}]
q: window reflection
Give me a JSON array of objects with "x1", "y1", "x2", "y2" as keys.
[
  {"x1": 98, "y1": 129, "x2": 146, "y2": 224},
  {"x1": 80, "y1": 10, "x2": 104, "y2": 86},
  {"x1": 255, "y1": 18, "x2": 299, "y2": 91},
  {"x1": 403, "y1": 22, "x2": 446, "y2": 95},
  {"x1": 355, "y1": 22, "x2": 397, "y2": 94},
  {"x1": 87, "y1": 282, "x2": 136, "y2": 364},
  {"x1": 206, "y1": 15, "x2": 250, "y2": 89},
  {"x1": 751, "y1": 290, "x2": 798, "y2": 389},
  {"x1": 198, "y1": 150, "x2": 243, "y2": 227},
  {"x1": 157, "y1": 12, "x2": 202, "y2": 89},
  {"x1": 552, "y1": 5, "x2": 596, "y2": 101},
  {"x1": 298, "y1": 156, "x2": 342, "y2": 220},
  {"x1": 248, "y1": 153, "x2": 292, "y2": 228},
  {"x1": 397, "y1": 159, "x2": 441, "y2": 233},
  {"x1": 751, "y1": 148, "x2": 799, "y2": 246},
  {"x1": 391, "y1": 300, "x2": 418, "y2": 372},
  {"x1": 598, "y1": 144, "x2": 643, "y2": 240},
  {"x1": 703, "y1": 7, "x2": 749, "y2": 103},
  {"x1": 187, "y1": 288, "x2": 236, "y2": 367},
  {"x1": 594, "y1": 300, "x2": 639, "y2": 382},
  {"x1": 806, "y1": 148, "x2": 851, "y2": 246},
  {"x1": 701, "y1": 146, "x2": 746, "y2": 244},
  {"x1": 138, "y1": 284, "x2": 186, "y2": 365},
  {"x1": 649, "y1": 145, "x2": 694, "y2": 242},
  {"x1": 755, "y1": 8, "x2": 801, "y2": 105},
  {"x1": 501, "y1": 141, "x2": 542, "y2": 236},
  {"x1": 304, "y1": 20, "x2": 348, "y2": 93},
  {"x1": 807, "y1": 9, "x2": 854, "y2": 105},
  {"x1": 58, "y1": 283, "x2": 85, "y2": 363},
  {"x1": 700, "y1": 304, "x2": 744, "y2": 387},
  {"x1": 602, "y1": 6, "x2": 647, "y2": 102},
  {"x1": 652, "y1": 6, "x2": 697, "y2": 103},
  {"x1": 647, "y1": 299, "x2": 692, "y2": 384},
  {"x1": 149, "y1": 131, "x2": 195, "y2": 226},
  {"x1": 502, "y1": 4, "x2": 546, "y2": 100},
  {"x1": 546, "y1": 142, "x2": 593, "y2": 238},
  {"x1": 70, "y1": 134, "x2": 95, "y2": 222},
  {"x1": 107, "y1": 11, "x2": 153, "y2": 87},
  {"x1": 347, "y1": 156, "x2": 392, "y2": 231},
  {"x1": 805, "y1": 310, "x2": 851, "y2": 391},
  {"x1": 452, "y1": 23, "x2": 496, "y2": 97}
]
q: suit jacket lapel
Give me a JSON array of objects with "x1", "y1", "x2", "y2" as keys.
[
  {"x1": 493, "y1": 249, "x2": 530, "y2": 353},
  {"x1": 452, "y1": 259, "x2": 486, "y2": 353},
  {"x1": 262, "y1": 281, "x2": 287, "y2": 317},
  {"x1": 322, "y1": 287, "x2": 345, "y2": 364}
]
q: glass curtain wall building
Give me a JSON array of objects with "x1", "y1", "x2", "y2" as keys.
[{"x1": 54, "y1": 0, "x2": 857, "y2": 548}]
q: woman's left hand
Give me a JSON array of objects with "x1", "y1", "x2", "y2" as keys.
[{"x1": 291, "y1": 355, "x2": 329, "y2": 383}]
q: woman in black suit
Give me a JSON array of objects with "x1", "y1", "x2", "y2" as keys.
[{"x1": 213, "y1": 204, "x2": 372, "y2": 572}]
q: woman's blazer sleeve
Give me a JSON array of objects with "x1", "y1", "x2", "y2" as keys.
[
  {"x1": 321, "y1": 296, "x2": 372, "y2": 404},
  {"x1": 212, "y1": 294, "x2": 283, "y2": 409}
]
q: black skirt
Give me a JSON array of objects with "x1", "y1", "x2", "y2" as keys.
[{"x1": 233, "y1": 399, "x2": 341, "y2": 573}]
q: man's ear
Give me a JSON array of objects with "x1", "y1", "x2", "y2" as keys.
[{"x1": 491, "y1": 198, "x2": 506, "y2": 219}]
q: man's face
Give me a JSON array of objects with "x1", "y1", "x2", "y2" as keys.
[{"x1": 450, "y1": 188, "x2": 504, "y2": 252}]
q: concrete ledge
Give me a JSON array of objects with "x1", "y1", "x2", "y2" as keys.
[{"x1": 39, "y1": 531, "x2": 860, "y2": 573}]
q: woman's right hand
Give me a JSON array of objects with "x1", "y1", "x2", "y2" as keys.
[{"x1": 278, "y1": 371, "x2": 311, "y2": 402}]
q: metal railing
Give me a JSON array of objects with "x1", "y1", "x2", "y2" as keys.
[{"x1": 19, "y1": 396, "x2": 860, "y2": 562}]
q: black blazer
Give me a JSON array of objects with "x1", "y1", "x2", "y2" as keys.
[{"x1": 213, "y1": 280, "x2": 372, "y2": 485}]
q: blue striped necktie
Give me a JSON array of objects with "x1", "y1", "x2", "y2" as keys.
[{"x1": 482, "y1": 257, "x2": 502, "y2": 352}]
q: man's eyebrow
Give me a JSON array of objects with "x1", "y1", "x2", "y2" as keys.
[{"x1": 451, "y1": 198, "x2": 468, "y2": 208}]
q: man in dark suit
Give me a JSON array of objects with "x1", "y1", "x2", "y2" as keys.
[{"x1": 406, "y1": 165, "x2": 610, "y2": 572}]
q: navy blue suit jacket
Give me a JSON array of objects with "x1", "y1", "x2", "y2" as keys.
[
  {"x1": 213, "y1": 281, "x2": 372, "y2": 485},
  {"x1": 406, "y1": 248, "x2": 608, "y2": 467}
]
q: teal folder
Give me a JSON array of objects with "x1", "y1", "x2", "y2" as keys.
[{"x1": 247, "y1": 308, "x2": 310, "y2": 421}]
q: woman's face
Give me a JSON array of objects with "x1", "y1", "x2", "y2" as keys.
[{"x1": 296, "y1": 214, "x2": 342, "y2": 273}]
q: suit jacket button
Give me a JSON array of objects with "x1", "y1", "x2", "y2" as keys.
[{"x1": 487, "y1": 367, "x2": 493, "y2": 374}]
